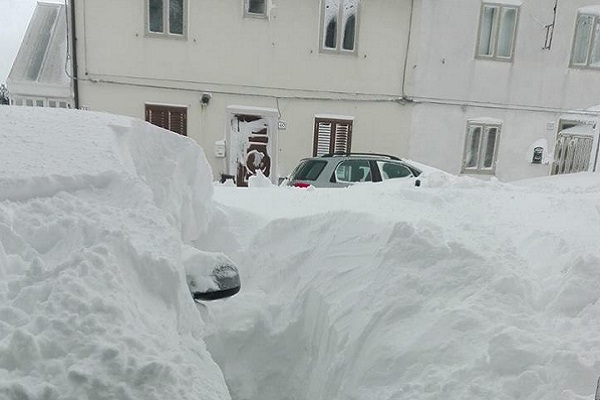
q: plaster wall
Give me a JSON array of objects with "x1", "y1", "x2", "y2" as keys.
[
  {"x1": 408, "y1": 102, "x2": 599, "y2": 182},
  {"x1": 76, "y1": 0, "x2": 411, "y2": 96},
  {"x1": 409, "y1": 0, "x2": 600, "y2": 110},
  {"x1": 78, "y1": 81, "x2": 412, "y2": 181}
]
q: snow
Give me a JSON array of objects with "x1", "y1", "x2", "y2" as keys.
[
  {"x1": 3, "y1": 106, "x2": 600, "y2": 400},
  {"x1": 204, "y1": 173, "x2": 600, "y2": 400},
  {"x1": 0, "y1": 107, "x2": 229, "y2": 400}
]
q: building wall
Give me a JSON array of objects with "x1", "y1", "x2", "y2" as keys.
[
  {"x1": 406, "y1": 0, "x2": 600, "y2": 181},
  {"x1": 78, "y1": 80, "x2": 412, "y2": 180},
  {"x1": 75, "y1": 0, "x2": 414, "y2": 181}
]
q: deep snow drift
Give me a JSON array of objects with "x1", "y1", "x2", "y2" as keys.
[
  {"x1": 0, "y1": 107, "x2": 229, "y2": 400},
  {"x1": 203, "y1": 174, "x2": 600, "y2": 400},
  {"x1": 2, "y1": 106, "x2": 600, "y2": 400}
]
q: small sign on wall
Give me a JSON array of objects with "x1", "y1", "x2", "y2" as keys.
[{"x1": 278, "y1": 120, "x2": 287, "y2": 130}]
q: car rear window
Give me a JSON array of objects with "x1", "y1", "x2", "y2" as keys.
[{"x1": 290, "y1": 160, "x2": 327, "y2": 181}]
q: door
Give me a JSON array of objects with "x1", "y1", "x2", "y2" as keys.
[
  {"x1": 551, "y1": 124, "x2": 597, "y2": 175},
  {"x1": 229, "y1": 114, "x2": 273, "y2": 187}
]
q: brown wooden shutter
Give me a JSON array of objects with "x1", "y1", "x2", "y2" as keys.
[
  {"x1": 145, "y1": 104, "x2": 187, "y2": 136},
  {"x1": 313, "y1": 117, "x2": 353, "y2": 156}
]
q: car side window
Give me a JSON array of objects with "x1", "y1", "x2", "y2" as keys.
[
  {"x1": 335, "y1": 160, "x2": 372, "y2": 183},
  {"x1": 377, "y1": 161, "x2": 413, "y2": 180}
]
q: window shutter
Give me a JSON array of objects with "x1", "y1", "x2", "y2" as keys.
[
  {"x1": 168, "y1": 109, "x2": 187, "y2": 136},
  {"x1": 145, "y1": 104, "x2": 187, "y2": 136},
  {"x1": 315, "y1": 120, "x2": 333, "y2": 156},
  {"x1": 313, "y1": 117, "x2": 353, "y2": 156},
  {"x1": 334, "y1": 122, "x2": 351, "y2": 153}
]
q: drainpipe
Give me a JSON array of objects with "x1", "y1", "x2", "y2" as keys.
[
  {"x1": 400, "y1": 0, "x2": 415, "y2": 102},
  {"x1": 69, "y1": 0, "x2": 80, "y2": 108}
]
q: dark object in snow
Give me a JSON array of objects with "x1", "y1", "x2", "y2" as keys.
[
  {"x1": 220, "y1": 174, "x2": 235, "y2": 184},
  {"x1": 0, "y1": 84, "x2": 9, "y2": 105},
  {"x1": 189, "y1": 263, "x2": 241, "y2": 302}
]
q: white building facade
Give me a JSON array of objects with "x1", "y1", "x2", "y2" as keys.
[
  {"x1": 71, "y1": 0, "x2": 600, "y2": 183},
  {"x1": 408, "y1": 0, "x2": 600, "y2": 181},
  {"x1": 72, "y1": 0, "x2": 414, "y2": 185}
]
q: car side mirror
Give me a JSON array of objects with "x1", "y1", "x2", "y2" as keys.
[
  {"x1": 415, "y1": 179, "x2": 421, "y2": 187},
  {"x1": 182, "y1": 246, "x2": 241, "y2": 302},
  {"x1": 189, "y1": 263, "x2": 241, "y2": 301}
]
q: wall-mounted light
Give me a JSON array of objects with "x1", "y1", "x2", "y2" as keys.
[{"x1": 200, "y1": 92, "x2": 212, "y2": 106}]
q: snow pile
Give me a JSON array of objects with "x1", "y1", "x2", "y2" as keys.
[
  {"x1": 0, "y1": 107, "x2": 229, "y2": 400},
  {"x1": 204, "y1": 174, "x2": 600, "y2": 400}
]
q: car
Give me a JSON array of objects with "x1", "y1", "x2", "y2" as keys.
[{"x1": 282, "y1": 153, "x2": 422, "y2": 188}]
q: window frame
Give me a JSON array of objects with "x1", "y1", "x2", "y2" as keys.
[
  {"x1": 475, "y1": 3, "x2": 519, "y2": 62},
  {"x1": 461, "y1": 122, "x2": 501, "y2": 175},
  {"x1": 333, "y1": 159, "x2": 373, "y2": 184},
  {"x1": 313, "y1": 116, "x2": 354, "y2": 157},
  {"x1": 319, "y1": 0, "x2": 360, "y2": 55},
  {"x1": 569, "y1": 13, "x2": 600, "y2": 69},
  {"x1": 145, "y1": 0, "x2": 188, "y2": 39},
  {"x1": 244, "y1": 0, "x2": 269, "y2": 19}
]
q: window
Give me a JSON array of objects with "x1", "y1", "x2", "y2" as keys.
[
  {"x1": 35, "y1": 100, "x2": 44, "y2": 107},
  {"x1": 290, "y1": 159, "x2": 328, "y2": 182},
  {"x1": 377, "y1": 161, "x2": 413, "y2": 180},
  {"x1": 476, "y1": 4, "x2": 518, "y2": 61},
  {"x1": 313, "y1": 117, "x2": 353, "y2": 156},
  {"x1": 320, "y1": 0, "x2": 358, "y2": 54},
  {"x1": 147, "y1": 0, "x2": 186, "y2": 37},
  {"x1": 145, "y1": 104, "x2": 187, "y2": 136},
  {"x1": 334, "y1": 160, "x2": 372, "y2": 183},
  {"x1": 25, "y1": 99, "x2": 34, "y2": 107},
  {"x1": 462, "y1": 122, "x2": 501, "y2": 174},
  {"x1": 570, "y1": 13, "x2": 600, "y2": 68},
  {"x1": 245, "y1": 0, "x2": 268, "y2": 18}
]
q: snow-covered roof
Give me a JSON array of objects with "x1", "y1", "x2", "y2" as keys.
[
  {"x1": 560, "y1": 124, "x2": 595, "y2": 136},
  {"x1": 7, "y1": 2, "x2": 71, "y2": 97}
]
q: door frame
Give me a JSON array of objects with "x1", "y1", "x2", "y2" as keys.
[{"x1": 225, "y1": 105, "x2": 279, "y2": 185}]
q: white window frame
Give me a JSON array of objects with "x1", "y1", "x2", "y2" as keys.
[
  {"x1": 475, "y1": 3, "x2": 519, "y2": 61},
  {"x1": 570, "y1": 13, "x2": 600, "y2": 69},
  {"x1": 462, "y1": 122, "x2": 501, "y2": 174},
  {"x1": 319, "y1": 0, "x2": 359, "y2": 55},
  {"x1": 244, "y1": 0, "x2": 269, "y2": 19},
  {"x1": 145, "y1": 0, "x2": 187, "y2": 39}
]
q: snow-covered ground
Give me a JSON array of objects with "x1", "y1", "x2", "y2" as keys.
[
  {"x1": 2, "y1": 107, "x2": 600, "y2": 400},
  {"x1": 204, "y1": 172, "x2": 600, "y2": 400}
]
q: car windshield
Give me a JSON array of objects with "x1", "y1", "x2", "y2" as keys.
[{"x1": 290, "y1": 159, "x2": 327, "y2": 181}]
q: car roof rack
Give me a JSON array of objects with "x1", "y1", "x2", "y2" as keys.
[{"x1": 321, "y1": 152, "x2": 401, "y2": 161}]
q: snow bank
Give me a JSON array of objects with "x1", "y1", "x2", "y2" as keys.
[
  {"x1": 0, "y1": 107, "x2": 230, "y2": 400},
  {"x1": 205, "y1": 175, "x2": 600, "y2": 400}
]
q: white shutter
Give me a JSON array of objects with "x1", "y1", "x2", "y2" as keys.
[{"x1": 316, "y1": 121, "x2": 332, "y2": 156}]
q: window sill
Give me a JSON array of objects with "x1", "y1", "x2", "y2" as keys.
[{"x1": 144, "y1": 31, "x2": 187, "y2": 41}]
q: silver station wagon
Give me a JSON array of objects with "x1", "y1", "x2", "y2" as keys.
[{"x1": 283, "y1": 153, "x2": 422, "y2": 188}]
